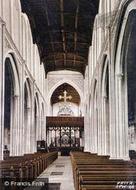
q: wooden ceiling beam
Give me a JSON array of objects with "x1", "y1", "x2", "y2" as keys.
[
  {"x1": 60, "y1": 0, "x2": 67, "y2": 67},
  {"x1": 74, "y1": 0, "x2": 79, "y2": 66},
  {"x1": 46, "y1": 59, "x2": 85, "y2": 64},
  {"x1": 44, "y1": 0, "x2": 56, "y2": 70},
  {"x1": 20, "y1": 0, "x2": 100, "y2": 75}
]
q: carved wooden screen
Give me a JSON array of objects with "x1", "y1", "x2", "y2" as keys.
[{"x1": 46, "y1": 117, "x2": 84, "y2": 148}]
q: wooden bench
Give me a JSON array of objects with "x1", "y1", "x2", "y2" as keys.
[
  {"x1": 70, "y1": 151, "x2": 136, "y2": 190},
  {"x1": 0, "y1": 152, "x2": 58, "y2": 181}
]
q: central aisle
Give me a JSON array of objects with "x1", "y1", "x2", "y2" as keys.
[{"x1": 39, "y1": 156, "x2": 75, "y2": 190}]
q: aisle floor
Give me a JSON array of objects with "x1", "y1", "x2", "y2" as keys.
[{"x1": 39, "y1": 156, "x2": 75, "y2": 190}]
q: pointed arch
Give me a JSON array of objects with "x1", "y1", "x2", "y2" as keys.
[
  {"x1": 4, "y1": 53, "x2": 20, "y2": 157},
  {"x1": 114, "y1": 1, "x2": 136, "y2": 159}
]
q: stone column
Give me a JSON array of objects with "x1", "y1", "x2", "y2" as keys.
[
  {"x1": 115, "y1": 73, "x2": 129, "y2": 160},
  {"x1": 93, "y1": 89, "x2": 98, "y2": 154},
  {"x1": 49, "y1": 130, "x2": 52, "y2": 145},
  {"x1": 109, "y1": 63, "x2": 116, "y2": 159},
  {"x1": 39, "y1": 113, "x2": 42, "y2": 141},
  {"x1": 36, "y1": 115, "x2": 41, "y2": 141},
  {"x1": 24, "y1": 107, "x2": 31, "y2": 154},
  {"x1": 31, "y1": 112, "x2": 36, "y2": 153},
  {"x1": 0, "y1": 19, "x2": 5, "y2": 160},
  {"x1": 97, "y1": 87, "x2": 103, "y2": 155},
  {"x1": 80, "y1": 130, "x2": 84, "y2": 147},
  {"x1": 101, "y1": 95, "x2": 109, "y2": 155},
  {"x1": 100, "y1": 96, "x2": 105, "y2": 155},
  {"x1": 31, "y1": 109, "x2": 36, "y2": 153},
  {"x1": 18, "y1": 62, "x2": 25, "y2": 156},
  {"x1": 117, "y1": 74, "x2": 123, "y2": 158},
  {"x1": 94, "y1": 108, "x2": 98, "y2": 153},
  {"x1": 90, "y1": 104, "x2": 95, "y2": 153},
  {"x1": 41, "y1": 115, "x2": 46, "y2": 140},
  {"x1": 30, "y1": 83, "x2": 36, "y2": 153},
  {"x1": 84, "y1": 108, "x2": 90, "y2": 152},
  {"x1": 10, "y1": 95, "x2": 19, "y2": 156},
  {"x1": 47, "y1": 130, "x2": 49, "y2": 146},
  {"x1": 89, "y1": 113, "x2": 93, "y2": 153}
]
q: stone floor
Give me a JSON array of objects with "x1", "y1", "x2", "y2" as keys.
[{"x1": 39, "y1": 156, "x2": 75, "y2": 190}]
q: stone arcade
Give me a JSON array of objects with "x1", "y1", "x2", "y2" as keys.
[{"x1": 0, "y1": 0, "x2": 136, "y2": 189}]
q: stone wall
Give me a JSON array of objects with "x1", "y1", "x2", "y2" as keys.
[
  {"x1": 0, "y1": 0, "x2": 46, "y2": 160},
  {"x1": 84, "y1": 0, "x2": 136, "y2": 160}
]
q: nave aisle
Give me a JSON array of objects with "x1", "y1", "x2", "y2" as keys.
[{"x1": 39, "y1": 156, "x2": 75, "y2": 190}]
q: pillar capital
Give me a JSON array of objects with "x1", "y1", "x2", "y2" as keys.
[
  {"x1": 13, "y1": 94, "x2": 19, "y2": 98},
  {"x1": 116, "y1": 73, "x2": 124, "y2": 79},
  {"x1": 103, "y1": 95, "x2": 108, "y2": 99}
]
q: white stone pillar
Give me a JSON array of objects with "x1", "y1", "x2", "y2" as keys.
[
  {"x1": 30, "y1": 83, "x2": 36, "y2": 153},
  {"x1": 0, "y1": 19, "x2": 5, "y2": 160},
  {"x1": 39, "y1": 113, "x2": 42, "y2": 141},
  {"x1": 31, "y1": 109, "x2": 36, "y2": 153},
  {"x1": 24, "y1": 107, "x2": 31, "y2": 154},
  {"x1": 109, "y1": 61, "x2": 116, "y2": 159},
  {"x1": 94, "y1": 108, "x2": 98, "y2": 153},
  {"x1": 18, "y1": 62, "x2": 25, "y2": 156},
  {"x1": 100, "y1": 97, "x2": 106, "y2": 155},
  {"x1": 97, "y1": 121, "x2": 101, "y2": 155},
  {"x1": 89, "y1": 110, "x2": 94, "y2": 153},
  {"x1": 49, "y1": 130, "x2": 52, "y2": 145},
  {"x1": 115, "y1": 73, "x2": 129, "y2": 160},
  {"x1": 101, "y1": 95, "x2": 109, "y2": 155},
  {"x1": 84, "y1": 109, "x2": 90, "y2": 152},
  {"x1": 10, "y1": 95, "x2": 19, "y2": 156},
  {"x1": 41, "y1": 116, "x2": 46, "y2": 140},
  {"x1": 117, "y1": 74, "x2": 123, "y2": 158},
  {"x1": 91, "y1": 105, "x2": 95, "y2": 153},
  {"x1": 16, "y1": 93, "x2": 21, "y2": 156},
  {"x1": 36, "y1": 115, "x2": 41, "y2": 141},
  {"x1": 97, "y1": 84, "x2": 103, "y2": 155},
  {"x1": 47, "y1": 130, "x2": 49, "y2": 146},
  {"x1": 93, "y1": 88, "x2": 98, "y2": 154}
]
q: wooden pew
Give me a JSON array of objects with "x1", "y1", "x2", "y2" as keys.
[
  {"x1": 0, "y1": 151, "x2": 58, "y2": 183},
  {"x1": 70, "y1": 151, "x2": 136, "y2": 190}
]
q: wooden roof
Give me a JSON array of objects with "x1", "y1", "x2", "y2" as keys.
[{"x1": 20, "y1": 0, "x2": 99, "y2": 75}]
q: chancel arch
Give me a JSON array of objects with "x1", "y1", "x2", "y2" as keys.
[
  {"x1": 3, "y1": 54, "x2": 20, "y2": 158},
  {"x1": 46, "y1": 82, "x2": 84, "y2": 155},
  {"x1": 51, "y1": 83, "x2": 81, "y2": 117},
  {"x1": 115, "y1": 3, "x2": 136, "y2": 159},
  {"x1": 47, "y1": 79, "x2": 84, "y2": 115}
]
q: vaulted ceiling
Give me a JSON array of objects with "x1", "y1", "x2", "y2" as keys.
[{"x1": 20, "y1": 0, "x2": 99, "y2": 75}]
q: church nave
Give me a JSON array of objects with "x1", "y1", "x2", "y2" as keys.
[{"x1": 0, "y1": 0, "x2": 136, "y2": 189}]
